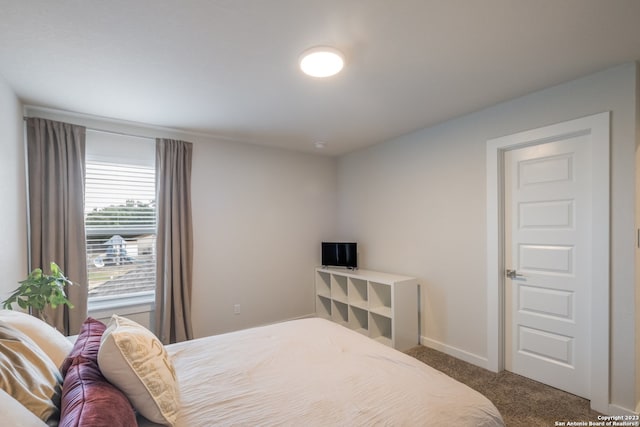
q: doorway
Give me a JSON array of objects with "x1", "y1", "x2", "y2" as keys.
[{"x1": 486, "y1": 112, "x2": 610, "y2": 413}]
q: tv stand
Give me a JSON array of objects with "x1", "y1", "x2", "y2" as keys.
[
  {"x1": 322, "y1": 265, "x2": 358, "y2": 271},
  {"x1": 314, "y1": 267, "x2": 419, "y2": 351}
]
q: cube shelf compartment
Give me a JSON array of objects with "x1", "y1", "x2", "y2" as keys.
[
  {"x1": 314, "y1": 267, "x2": 419, "y2": 351},
  {"x1": 331, "y1": 274, "x2": 348, "y2": 304},
  {"x1": 331, "y1": 300, "x2": 349, "y2": 326},
  {"x1": 349, "y1": 305, "x2": 368, "y2": 336},
  {"x1": 348, "y1": 277, "x2": 368, "y2": 310},
  {"x1": 316, "y1": 270, "x2": 331, "y2": 298},
  {"x1": 316, "y1": 295, "x2": 331, "y2": 320},
  {"x1": 369, "y1": 281, "x2": 392, "y2": 318}
]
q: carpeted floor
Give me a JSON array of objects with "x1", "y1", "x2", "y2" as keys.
[{"x1": 405, "y1": 345, "x2": 603, "y2": 427}]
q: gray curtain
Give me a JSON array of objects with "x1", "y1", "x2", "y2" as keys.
[
  {"x1": 155, "y1": 138, "x2": 194, "y2": 344},
  {"x1": 26, "y1": 117, "x2": 88, "y2": 335}
]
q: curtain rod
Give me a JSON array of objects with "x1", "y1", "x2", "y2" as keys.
[{"x1": 23, "y1": 116, "x2": 155, "y2": 141}]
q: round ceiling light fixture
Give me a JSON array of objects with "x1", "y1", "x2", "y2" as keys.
[{"x1": 299, "y1": 46, "x2": 345, "y2": 78}]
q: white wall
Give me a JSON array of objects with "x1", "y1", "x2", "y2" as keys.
[
  {"x1": 337, "y1": 62, "x2": 638, "y2": 412},
  {"x1": 190, "y1": 139, "x2": 337, "y2": 337},
  {"x1": 0, "y1": 75, "x2": 27, "y2": 299}
]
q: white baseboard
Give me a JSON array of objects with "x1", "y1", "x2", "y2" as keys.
[
  {"x1": 607, "y1": 403, "x2": 639, "y2": 417},
  {"x1": 420, "y1": 335, "x2": 490, "y2": 370}
]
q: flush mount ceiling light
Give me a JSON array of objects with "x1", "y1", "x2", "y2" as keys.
[{"x1": 299, "y1": 46, "x2": 345, "y2": 78}]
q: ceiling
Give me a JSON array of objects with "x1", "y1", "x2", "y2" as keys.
[{"x1": 1, "y1": 1, "x2": 639, "y2": 156}]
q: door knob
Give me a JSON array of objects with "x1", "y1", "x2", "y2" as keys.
[{"x1": 506, "y1": 269, "x2": 525, "y2": 280}]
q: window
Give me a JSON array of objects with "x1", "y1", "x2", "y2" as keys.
[{"x1": 84, "y1": 131, "x2": 156, "y2": 306}]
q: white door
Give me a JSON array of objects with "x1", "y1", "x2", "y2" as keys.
[{"x1": 504, "y1": 133, "x2": 592, "y2": 398}]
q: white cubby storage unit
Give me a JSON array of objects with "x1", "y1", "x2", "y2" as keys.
[{"x1": 315, "y1": 267, "x2": 419, "y2": 351}]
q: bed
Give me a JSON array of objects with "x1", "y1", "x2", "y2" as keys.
[{"x1": 0, "y1": 310, "x2": 504, "y2": 426}]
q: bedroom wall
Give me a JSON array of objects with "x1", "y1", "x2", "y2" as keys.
[
  {"x1": 189, "y1": 139, "x2": 337, "y2": 337},
  {"x1": 337, "y1": 62, "x2": 638, "y2": 413},
  {"x1": 0, "y1": 74, "x2": 27, "y2": 299}
]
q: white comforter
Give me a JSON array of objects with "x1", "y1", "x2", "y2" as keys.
[{"x1": 141, "y1": 318, "x2": 504, "y2": 427}]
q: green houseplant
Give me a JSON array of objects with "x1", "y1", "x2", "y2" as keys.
[{"x1": 2, "y1": 262, "x2": 74, "y2": 323}]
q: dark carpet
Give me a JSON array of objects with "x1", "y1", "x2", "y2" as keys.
[{"x1": 405, "y1": 345, "x2": 603, "y2": 427}]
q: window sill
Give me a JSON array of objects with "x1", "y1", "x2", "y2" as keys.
[{"x1": 88, "y1": 292, "x2": 155, "y2": 316}]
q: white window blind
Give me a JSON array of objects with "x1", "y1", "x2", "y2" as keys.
[{"x1": 84, "y1": 132, "x2": 156, "y2": 302}]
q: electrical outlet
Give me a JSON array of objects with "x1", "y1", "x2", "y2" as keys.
[{"x1": 234, "y1": 304, "x2": 241, "y2": 315}]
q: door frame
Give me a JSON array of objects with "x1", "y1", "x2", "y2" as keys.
[{"x1": 485, "y1": 112, "x2": 610, "y2": 413}]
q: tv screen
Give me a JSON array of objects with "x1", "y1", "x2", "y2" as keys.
[{"x1": 322, "y1": 242, "x2": 357, "y2": 269}]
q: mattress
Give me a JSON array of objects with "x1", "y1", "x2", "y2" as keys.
[{"x1": 140, "y1": 317, "x2": 504, "y2": 426}]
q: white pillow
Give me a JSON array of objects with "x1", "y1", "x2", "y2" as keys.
[
  {"x1": 0, "y1": 322, "x2": 62, "y2": 423},
  {"x1": 98, "y1": 315, "x2": 180, "y2": 426},
  {"x1": 0, "y1": 388, "x2": 48, "y2": 427},
  {"x1": 0, "y1": 310, "x2": 73, "y2": 369}
]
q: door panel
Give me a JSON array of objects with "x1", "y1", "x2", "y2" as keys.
[
  {"x1": 519, "y1": 244, "x2": 574, "y2": 274},
  {"x1": 518, "y1": 285, "x2": 573, "y2": 320},
  {"x1": 518, "y1": 326, "x2": 573, "y2": 365},
  {"x1": 504, "y1": 133, "x2": 591, "y2": 399},
  {"x1": 518, "y1": 154, "x2": 573, "y2": 185},
  {"x1": 519, "y1": 200, "x2": 573, "y2": 229}
]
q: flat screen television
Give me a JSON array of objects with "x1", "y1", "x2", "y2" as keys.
[{"x1": 322, "y1": 242, "x2": 358, "y2": 269}]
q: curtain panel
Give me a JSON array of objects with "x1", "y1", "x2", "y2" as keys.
[
  {"x1": 155, "y1": 138, "x2": 194, "y2": 344},
  {"x1": 25, "y1": 117, "x2": 88, "y2": 335}
]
